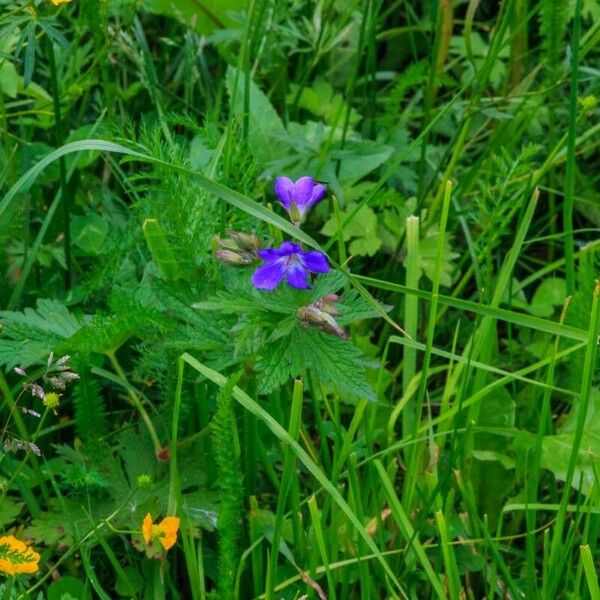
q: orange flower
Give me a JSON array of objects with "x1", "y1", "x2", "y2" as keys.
[
  {"x1": 0, "y1": 535, "x2": 40, "y2": 575},
  {"x1": 50, "y1": 0, "x2": 72, "y2": 5},
  {"x1": 142, "y1": 513, "x2": 180, "y2": 551}
]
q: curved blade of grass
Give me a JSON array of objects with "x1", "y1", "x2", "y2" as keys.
[
  {"x1": 180, "y1": 352, "x2": 407, "y2": 599},
  {"x1": 548, "y1": 281, "x2": 600, "y2": 595},
  {"x1": 389, "y1": 335, "x2": 576, "y2": 396},
  {"x1": 373, "y1": 460, "x2": 446, "y2": 599},
  {"x1": 353, "y1": 275, "x2": 588, "y2": 342},
  {"x1": 0, "y1": 138, "x2": 403, "y2": 333}
]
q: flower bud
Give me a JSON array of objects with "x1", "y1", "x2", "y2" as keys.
[
  {"x1": 215, "y1": 249, "x2": 251, "y2": 266},
  {"x1": 227, "y1": 230, "x2": 260, "y2": 252},
  {"x1": 297, "y1": 304, "x2": 347, "y2": 339}
]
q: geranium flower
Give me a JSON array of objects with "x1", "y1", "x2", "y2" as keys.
[
  {"x1": 274, "y1": 176, "x2": 326, "y2": 225},
  {"x1": 251, "y1": 241, "x2": 329, "y2": 290},
  {"x1": 0, "y1": 535, "x2": 40, "y2": 575},
  {"x1": 142, "y1": 513, "x2": 180, "y2": 551}
]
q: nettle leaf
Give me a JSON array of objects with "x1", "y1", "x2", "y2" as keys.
[
  {"x1": 0, "y1": 300, "x2": 81, "y2": 369},
  {"x1": 256, "y1": 325, "x2": 375, "y2": 401},
  {"x1": 256, "y1": 337, "x2": 296, "y2": 394},
  {"x1": 336, "y1": 290, "x2": 390, "y2": 325},
  {"x1": 309, "y1": 270, "x2": 345, "y2": 298},
  {"x1": 321, "y1": 203, "x2": 382, "y2": 257},
  {"x1": 294, "y1": 328, "x2": 376, "y2": 401}
]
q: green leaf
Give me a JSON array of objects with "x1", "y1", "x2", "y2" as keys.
[
  {"x1": 288, "y1": 79, "x2": 361, "y2": 127},
  {"x1": 226, "y1": 66, "x2": 287, "y2": 165},
  {"x1": 528, "y1": 277, "x2": 568, "y2": 317},
  {"x1": 294, "y1": 328, "x2": 376, "y2": 401},
  {"x1": 322, "y1": 203, "x2": 382, "y2": 257},
  {"x1": 142, "y1": 218, "x2": 184, "y2": 280},
  {"x1": 0, "y1": 61, "x2": 18, "y2": 98},
  {"x1": 0, "y1": 300, "x2": 81, "y2": 369},
  {"x1": 408, "y1": 226, "x2": 459, "y2": 288},
  {"x1": 115, "y1": 566, "x2": 145, "y2": 597},
  {"x1": 256, "y1": 326, "x2": 375, "y2": 400},
  {"x1": 47, "y1": 577, "x2": 90, "y2": 600},
  {"x1": 142, "y1": 0, "x2": 247, "y2": 35},
  {"x1": 334, "y1": 140, "x2": 394, "y2": 184},
  {"x1": 256, "y1": 337, "x2": 297, "y2": 394},
  {"x1": 71, "y1": 213, "x2": 108, "y2": 255}
]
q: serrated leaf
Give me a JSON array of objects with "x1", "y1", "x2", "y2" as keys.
[
  {"x1": 0, "y1": 300, "x2": 81, "y2": 369},
  {"x1": 336, "y1": 289, "x2": 389, "y2": 324},
  {"x1": 257, "y1": 326, "x2": 375, "y2": 400},
  {"x1": 293, "y1": 328, "x2": 376, "y2": 401},
  {"x1": 256, "y1": 337, "x2": 297, "y2": 394}
]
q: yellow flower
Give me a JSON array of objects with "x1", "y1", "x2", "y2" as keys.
[
  {"x1": 0, "y1": 535, "x2": 40, "y2": 576},
  {"x1": 142, "y1": 513, "x2": 180, "y2": 551},
  {"x1": 43, "y1": 392, "x2": 60, "y2": 411},
  {"x1": 50, "y1": 0, "x2": 72, "y2": 5}
]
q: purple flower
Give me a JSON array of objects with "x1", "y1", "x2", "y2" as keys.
[
  {"x1": 275, "y1": 176, "x2": 326, "y2": 225},
  {"x1": 251, "y1": 241, "x2": 329, "y2": 291}
]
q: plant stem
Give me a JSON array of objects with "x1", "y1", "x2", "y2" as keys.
[
  {"x1": 45, "y1": 37, "x2": 71, "y2": 289},
  {"x1": 564, "y1": 0, "x2": 582, "y2": 294}
]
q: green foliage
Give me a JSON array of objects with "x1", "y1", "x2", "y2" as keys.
[
  {"x1": 72, "y1": 368, "x2": 108, "y2": 448},
  {"x1": 1, "y1": 1, "x2": 600, "y2": 598},
  {"x1": 0, "y1": 300, "x2": 80, "y2": 368},
  {"x1": 540, "y1": 0, "x2": 570, "y2": 72},
  {"x1": 211, "y1": 372, "x2": 244, "y2": 599}
]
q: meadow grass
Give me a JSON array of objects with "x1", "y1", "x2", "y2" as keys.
[{"x1": 0, "y1": 0, "x2": 599, "y2": 598}]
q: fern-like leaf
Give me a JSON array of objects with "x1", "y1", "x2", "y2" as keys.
[
  {"x1": 72, "y1": 368, "x2": 108, "y2": 447},
  {"x1": 211, "y1": 372, "x2": 244, "y2": 600}
]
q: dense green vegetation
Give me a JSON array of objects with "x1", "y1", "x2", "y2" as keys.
[{"x1": 1, "y1": 0, "x2": 600, "y2": 598}]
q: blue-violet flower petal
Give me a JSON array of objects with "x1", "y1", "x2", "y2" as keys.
[
  {"x1": 274, "y1": 176, "x2": 327, "y2": 225},
  {"x1": 251, "y1": 242, "x2": 330, "y2": 291}
]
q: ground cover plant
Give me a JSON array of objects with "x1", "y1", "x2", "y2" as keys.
[{"x1": 0, "y1": 0, "x2": 599, "y2": 598}]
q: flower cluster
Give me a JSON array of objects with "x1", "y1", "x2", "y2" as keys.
[
  {"x1": 5, "y1": 354, "x2": 79, "y2": 457},
  {"x1": 215, "y1": 230, "x2": 261, "y2": 266},
  {"x1": 0, "y1": 535, "x2": 40, "y2": 576},
  {"x1": 251, "y1": 176, "x2": 330, "y2": 291}
]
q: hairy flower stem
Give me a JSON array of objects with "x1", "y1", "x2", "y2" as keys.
[
  {"x1": 106, "y1": 352, "x2": 162, "y2": 457},
  {"x1": 0, "y1": 370, "x2": 50, "y2": 505},
  {"x1": 45, "y1": 37, "x2": 71, "y2": 289},
  {"x1": 0, "y1": 408, "x2": 51, "y2": 511}
]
